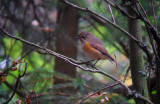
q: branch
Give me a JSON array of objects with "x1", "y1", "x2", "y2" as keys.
[
  {"x1": 80, "y1": 82, "x2": 119, "y2": 103},
  {"x1": 0, "y1": 27, "x2": 128, "y2": 88},
  {"x1": 3, "y1": 62, "x2": 27, "y2": 104},
  {"x1": 137, "y1": 1, "x2": 149, "y2": 20},
  {"x1": 97, "y1": 0, "x2": 160, "y2": 48},
  {"x1": 62, "y1": 0, "x2": 153, "y2": 69},
  {"x1": 135, "y1": 1, "x2": 160, "y2": 51},
  {"x1": 150, "y1": 0, "x2": 157, "y2": 30},
  {"x1": 0, "y1": 27, "x2": 153, "y2": 104},
  {"x1": 4, "y1": 82, "x2": 24, "y2": 97},
  {"x1": 104, "y1": 0, "x2": 137, "y2": 19},
  {"x1": 135, "y1": 3, "x2": 159, "y2": 63},
  {"x1": 107, "y1": 4, "x2": 115, "y2": 23},
  {"x1": 0, "y1": 27, "x2": 79, "y2": 64},
  {"x1": 104, "y1": 0, "x2": 159, "y2": 66},
  {"x1": 123, "y1": 65, "x2": 130, "y2": 83},
  {"x1": 63, "y1": 0, "x2": 140, "y2": 45},
  {"x1": 83, "y1": 16, "x2": 127, "y2": 57}
]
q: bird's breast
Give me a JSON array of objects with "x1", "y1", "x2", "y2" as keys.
[{"x1": 82, "y1": 41, "x2": 107, "y2": 60}]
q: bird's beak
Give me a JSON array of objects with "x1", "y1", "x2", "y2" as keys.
[{"x1": 75, "y1": 36, "x2": 80, "y2": 39}]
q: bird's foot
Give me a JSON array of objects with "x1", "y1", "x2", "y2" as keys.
[
  {"x1": 88, "y1": 59, "x2": 100, "y2": 69},
  {"x1": 85, "y1": 60, "x2": 95, "y2": 69},
  {"x1": 86, "y1": 60, "x2": 94, "y2": 65}
]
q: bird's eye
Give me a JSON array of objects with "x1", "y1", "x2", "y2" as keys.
[{"x1": 82, "y1": 35, "x2": 85, "y2": 39}]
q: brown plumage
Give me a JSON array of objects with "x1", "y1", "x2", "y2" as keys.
[{"x1": 76, "y1": 31, "x2": 118, "y2": 65}]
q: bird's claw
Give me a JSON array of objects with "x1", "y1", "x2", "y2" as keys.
[{"x1": 85, "y1": 60, "x2": 96, "y2": 69}]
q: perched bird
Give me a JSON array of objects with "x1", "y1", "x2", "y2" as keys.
[{"x1": 76, "y1": 31, "x2": 119, "y2": 66}]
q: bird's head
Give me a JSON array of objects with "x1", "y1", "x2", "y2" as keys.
[{"x1": 75, "y1": 31, "x2": 91, "y2": 43}]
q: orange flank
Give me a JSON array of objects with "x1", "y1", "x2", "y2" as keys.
[{"x1": 82, "y1": 41, "x2": 107, "y2": 60}]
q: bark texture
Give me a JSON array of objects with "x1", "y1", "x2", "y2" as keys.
[{"x1": 128, "y1": 7, "x2": 149, "y2": 103}]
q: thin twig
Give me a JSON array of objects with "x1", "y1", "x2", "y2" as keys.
[
  {"x1": 84, "y1": 84, "x2": 95, "y2": 91},
  {"x1": 104, "y1": 0, "x2": 137, "y2": 19},
  {"x1": 137, "y1": 0, "x2": 149, "y2": 21},
  {"x1": 43, "y1": 46, "x2": 130, "y2": 91},
  {"x1": 0, "y1": 27, "x2": 79, "y2": 64},
  {"x1": 3, "y1": 62, "x2": 27, "y2": 104},
  {"x1": 103, "y1": 0, "x2": 159, "y2": 71},
  {"x1": 0, "y1": 27, "x2": 129, "y2": 90},
  {"x1": 135, "y1": 3, "x2": 159, "y2": 63},
  {"x1": 83, "y1": 16, "x2": 126, "y2": 56},
  {"x1": 0, "y1": 27, "x2": 153, "y2": 104},
  {"x1": 107, "y1": 4, "x2": 115, "y2": 23},
  {"x1": 63, "y1": 0, "x2": 140, "y2": 44},
  {"x1": 148, "y1": 65, "x2": 152, "y2": 98},
  {"x1": 80, "y1": 82, "x2": 119, "y2": 104},
  {"x1": 135, "y1": 2, "x2": 159, "y2": 62},
  {"x1": 150, "y1": 0, "x2": 157, "y2": 30},
  {"x1": 83, "y1": 16, "x2": 105, "y2": 38},
  {"x1": 63, "y1": 0, "x2": 153, "y2": 70},
  {"x1": 123, "y1": 65, "x2": 130, "y2": 83},
  {"x1": 103, "y1": 0, "x2": 157, "y2": 67},
  {"x1": 114, "y1": 53, "x2": 119, "y2": 79}
]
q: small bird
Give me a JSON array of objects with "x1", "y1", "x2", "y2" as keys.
[{"x1": 76, "y1": 31, "x2": 119, "y2": 66}]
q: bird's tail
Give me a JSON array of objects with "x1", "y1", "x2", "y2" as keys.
[
  {"x1": 108, "y1": 56, "x2": 122, "y2": 68},
  {"x1": 111, "y1": 59, "x2": 122, "y2": 68},
  {"x1": 96, "y1": 48, "x2": 122, "y2": 68}
]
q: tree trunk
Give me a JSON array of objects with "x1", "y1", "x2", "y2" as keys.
[
  {"x1": 54, "y1": 4, "x2": 78, "y2": 84},
  {"x1": 128, "y1": 7, "x2": 149, "y2": 103},
  {"x1": 156, "y1": 44, "x2": 160, "y2": 103}
]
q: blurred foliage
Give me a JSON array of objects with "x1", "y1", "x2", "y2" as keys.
[
  {"x1": 0, "y1": 0, "x2": 159, "y2": 103},
  {"x1": 73, "y1": 78, "x2": 85, "y2": 91},
  {"x1": 152, "y1": 90, "x2": 156, "y2": 95}
]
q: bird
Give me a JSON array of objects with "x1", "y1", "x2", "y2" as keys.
[{"x1": 76, "y1": 31, "x2": 120, "y2": 66}]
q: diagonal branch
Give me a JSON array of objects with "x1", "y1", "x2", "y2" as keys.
[
  {"x1": 62, "y1": 0, "x2": 152, "y2": 68},
  {"x1": 3, "y1": 62, "x2": 27, "y2": 104},
  {"x1": 123, "y1": 65, "x2": 130, "y2": 83},
  {"x1": 0, "y1": 27, "x2": 153, "y2": 104},
  {"x1": 63, "y1": 0, "x2": 140, "y2": 45},
  {"x1": 150, "y1": 0, "x2": 157, "y2": 30},
  {"x1": 80, "y1": 82, "x2": 119, "y2": 103},
  {"x1": 107, "y1": 4, "x2": 115, "y2": 23},
  {"x1": 104, "y1": 0, "x2": 137, "y2": 19}
]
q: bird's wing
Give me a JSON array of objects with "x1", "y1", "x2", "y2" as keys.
[
  {"x1": 88, "y1": 34, "x2": 104, "y2": 45},
  {"x1": 89, "y1": 43, "x2": 115, "y2": 62},
  {"x1": 89, "y1": 41, "x2": 122, "y2": 68},
  {"x1": 88, "y1": 42, "x2": 122, "y2": 68}
]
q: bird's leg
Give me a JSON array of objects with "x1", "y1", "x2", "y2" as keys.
[
  {"x1": 86, "y1": 60, "x2": 95, "y2": 69},
  {"x1": 93, "y1": 58, "x2": 100, "y2": 67},
  {"x1": 85, "y1": 59, "x2": 100, "y2": 69},
  {"x1": 86, "y1": 60, "x2": 94, "y2": 66},
  {"x1": 87, "y1": 59, "x2": 100, "y2": 69}
]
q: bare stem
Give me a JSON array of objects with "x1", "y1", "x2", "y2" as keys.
[
  {"x1": 150, "y1": 0, "x2": 157, "y2": 30},
  {"x1": 80, "y1": 82, "x2": 119, "y2": 103},
  {"x1": 107, "y1": 4, "x2": 115, "y2": 23},
  {"x1": 3, "y1": 62, "x2": 27, "y2": 104},
  {"x1": 123, "y1": 65, "x2": 130, "y2": 83},
  {"x1": 63, "y1": 0, "x2": 152, "y2": 68},
  {"x1": 0, "y1": 27, "x2": 153, "y2": 104}
]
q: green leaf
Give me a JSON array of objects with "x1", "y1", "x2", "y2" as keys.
[
  {"x1": 73, "y1": 78, "x2": 85, "y2": 91},
  {"x1": 151, "y1": 90, "x2": 156, "y2": 95}
]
